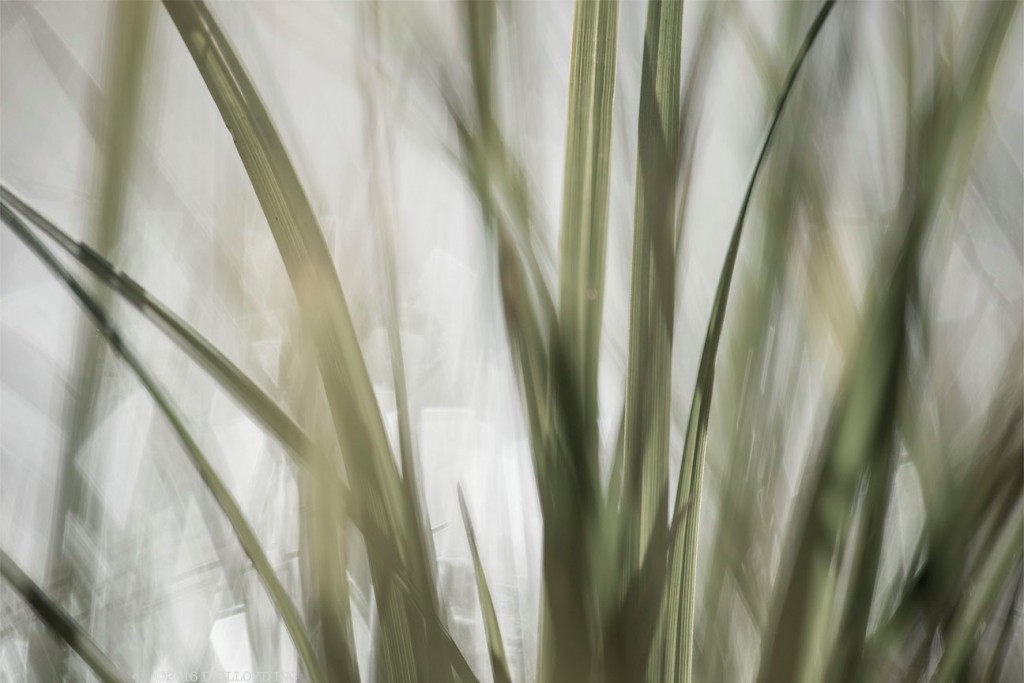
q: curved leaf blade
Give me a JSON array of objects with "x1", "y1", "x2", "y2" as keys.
[
  {"x1": 1, "y1": 207, "x2": 327, "y2": 683},
  {"x1": 458, "y1": 487, "x2": 513, "y2": 683},
  {"x1": 0, "y1": 184, "x2": 313, "y2": 462},
  {"x1": 663, "y1": 3, "x2": 838, "y2": 681}
]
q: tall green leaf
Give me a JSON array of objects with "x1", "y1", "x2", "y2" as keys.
[
  {"x1": 162, "y1": 2, "x2": 459, "y2": 678},
  {"x1": 617, "y1": 0, "x2": 684, "y2": 610},
  {"x1": 932, "y1": 500, "x2": 1024, "y2": 683},
  {"x1": 757, "y1": 4, "x2": 1018, "y2": 680},
  {"x1": 0, "y1": 185, "x2": 313, "y2": 461},
  {"x1": 453, "y1": 2, "x2": 597, "y2": 680},
  {"x1": 662, "y1": 2, "x2": 838, "y2": 681},
  {"x1": 558, "y1": 0, "x2": 619, "y2": 473}
]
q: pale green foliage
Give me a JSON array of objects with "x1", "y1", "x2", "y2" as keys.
[{"x1": 1, "y1": 1, "x2": 1021, "y2": 682}]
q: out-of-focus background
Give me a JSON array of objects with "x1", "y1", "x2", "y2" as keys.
[{"x1": 0, "y1": 1, "x2": 1021, "y2": 681}]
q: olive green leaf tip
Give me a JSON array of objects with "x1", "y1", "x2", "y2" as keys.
[{"x1": 459, "y1": 486, "x2": 513, "y2": 683}]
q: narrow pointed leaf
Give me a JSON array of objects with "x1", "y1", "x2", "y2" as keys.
[
  {"x1": 2, "y1": 207, "x2": 326, "y2": 683},
  {"x1": 758, "y1": 4, "x2": 1018, "y2": 681},
  {"x1": 162, "y1": 3, "x2": 450, "y2": 675},
  {"x1": 618, "y1": 0, "x2": 684, "y2": 613},
  {"x1": 933, "y1": 501, "x2": 1024, "y2": 683},
  {"x1": 558, "y1": 0, "x2": 619, "y2": 467},
  {"x1": 458, "y1": 487, "x2": 513, "y2": 683},
  {"x1": 663, "y1": 3, "x2": 838, "y2": 681},
  {"x1": 0, "y1": 185, "x2": 313, "y2": 462}
]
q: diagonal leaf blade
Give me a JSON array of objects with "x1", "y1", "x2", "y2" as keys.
[
  {"x1": 558, "y1": 0, "x2": 619, "y2": 469},
  {"x1": 458, "y1": 487, "x2": 513, "y2": 683},
  {"x1": 0, "y1": 550, "x2": 131, "y2": 683},
  {"x1": 160, "y1": 3, "x2": 475, "y2": 677},
  {"x1": 1, "y1": 206, "x2": 326, "y2": 683},
  {"x1": 757, "y1": 4, "x2": 1018, "y2": 681},
  {"x1": 662, "y1": 3, "x2": 838, "y2": 681},
  {"x1": 0, "y1": 184, "x2": 313, "y2": 462}
]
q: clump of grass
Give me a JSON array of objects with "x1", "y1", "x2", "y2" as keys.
[{"x1": 1, "y1": 1, "x2": 1020, "y2": 682}]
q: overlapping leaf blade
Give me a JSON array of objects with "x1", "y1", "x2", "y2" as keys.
[
  {"x1": 618, "y1": 0, "x2": 684, "y2": 565},
  {"x1": 662, "y1": 3, "x2": 838, "y2": 681},
  {"x1": 0, "y1": 184, "x2": 313, "y2": 461},
  {"x1": 31, "y1": 4, "x2": 153, "y2": 678},
  {"x1": 458, "y1": 488, "x2": 513, "y2": 683},
  {"x1": 758, "y1": 3, "x2": 1019, "y2": 681},
  {"x1": 161, "y1": 2, "x2": 462, "y2": 679},
  {"x1": 558, "y1": 0, "x2": 619, "y2": 474},
  {"x1": 0, "y1": 550, "x2": 130, "y2": 683},
  {"x1": 1, "y1": 206, "x2": 325, "y2": 683}
]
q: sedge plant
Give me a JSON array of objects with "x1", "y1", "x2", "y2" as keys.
[{"x1": 0, "y1": 1, "x2": 1021, "y2": 681}]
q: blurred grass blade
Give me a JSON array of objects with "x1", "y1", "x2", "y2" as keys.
[
  {"x1": 454, "y1": 0, "x2": 554, "y2": 474},
  {"x1": 0, "y1": 550, "x2": 131, "y2": 683},
  {"x1": 306, "y1": 456, "x2": 361, "y2": 683},
  {"x1": 823, "y1": 437, "x2": 897, "y2": 681},
  {"x1": 458, "y1": 487, "x2": 513, "y2": 683},
  {"x1": 293, "y1": 343, "x2": 360, "y2": 683},
  {"x1": 933, "y1": 500, "x2": 1024, "y2": 683},
  {"x1": 465, "y1": 0, "x2": 497, "y2": 135},
  {"x1": 160, "y1": 0, "x2": 397, "y2": 490},
  {"x1": 0, "y1": 193, "x2": 391, "y2": 616},
  {"x1": 0, "y1": 184, "x2": 313, "y2": 462},
  {"x1": 455, "y1": 3, "x2": 597, "y2": 680},
  {"x1": 361, "y1": 3, "x2": 443, "y2": 637},
  {"x1": 759, "y1": 4, "x2": 1018, "y2": 681},
  {"x1": 663, "y1": 2, "x2": 838, "y2": 681},
  {"x1": 1, "y1": 207, "x2": 327, "y2": 683},
  {"x1": 161, "y1": 4, "x2": 453, "y2": 676},
  {"x1": 458, "y1": 0, "x2": 553, "y2": 308},
  {"x1": 388, "y1": 575, "x2": 481, "y2": 683},
  {"x1": 618, "y1": 0, "x2": 683, "y2": 614},
  {"x1": 31, "y1": 4, "x2": 153, "y2": 678},
  {"x1": 530, "y1": 0, "x2": 623, "y2": 673},
  {"x1": 757, "y1": 90, "x2": 911, "y2": 683},
  {"x1": 865, "y1": 386, "x2": 1023, "y2": 679},
  {"x1": 979, "y1": 566, "x2": 1023, "y2": 683},
  {"x1": 558, "y1": 0, "x2": 618, "y2": 467},
  {"x1": 608, "y1": 492, "x2": 685, "y2": 680},
  {"x1": 86, "y1": 0, "x2": 153, "y2": 257},
  {"x1": 696, "y1": 11, "x2": 828, "y2": 670}
]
